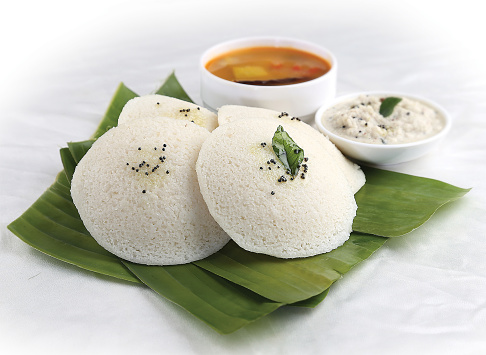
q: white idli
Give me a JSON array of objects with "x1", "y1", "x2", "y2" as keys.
[
  {"x1": 119, "y1": 94, "x2": 218, "y2": 131},
  {"x1": 196, "y1": 118, "x2": 357, "y2": 259},
  {"x1": 217, "y1": 105, "x2": 365, "y2": 193},
  {"x1": 71, "y1": 118, "x2": 229, "y2": 265}
]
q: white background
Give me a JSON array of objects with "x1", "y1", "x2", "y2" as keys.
[{"x1": 1, "y1": 1, "x2": 485, "y2": 354}]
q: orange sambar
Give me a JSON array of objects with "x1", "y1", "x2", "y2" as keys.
[{"x1": 205, "y1": 46, "x2": 331, "y2": 86}]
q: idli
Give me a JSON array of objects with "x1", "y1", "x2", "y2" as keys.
[
  {"x1": 119, "y1": 94, "x2": 218, "y2": 131},
  {"x1": 196, "y1": 118, "x2": 357, "y2": 259},
  {"x1": 217, "y1": 105, "x2": 365, "y2": 193},
  {"x1": 71, "y1": 118, "x2": 229, "y2": 265}
]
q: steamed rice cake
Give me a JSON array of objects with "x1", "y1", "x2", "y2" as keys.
[
  {"x1": 71, "y1": 118, "x2": 229, "y2": 265},
  {"x1": 119, "y1": 94, "x2": 218, "y2": 131},
  {"x1": 217, "y1": 105, "x2": 365, "y2": 193},
  {"x1": 196, "y1": 118, "x2": 357, "y2": 259}
]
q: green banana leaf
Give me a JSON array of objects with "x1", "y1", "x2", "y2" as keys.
[
  {"x1": 292, "y1": 288, "x2": 330, "y2": 308},
  {"x1": 154, "y1": 71, "x2": 193, "y2": 102},
  {"x1": 91, "y1": 83, "x2": 138, "y2": 139},
  {"x1": 60, "y1": 147, "x2": 77, "y2": 183},
  {"x1": 123, "y1": 261, "x2": 282, "y2": 334},
  {"x1": 195, "y1": 234, "x2": 387, "y2": 304},
  {"x1": 7, "y1": 72, "x2": 470, "y2": 334},
  {"x1": 67, "y1": 140, "x2": 96, "y2": 164},
  {"x1": 353, "y1": 167, "x2": 470, "y2": 237}
]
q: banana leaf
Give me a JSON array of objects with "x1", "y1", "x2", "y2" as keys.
[
  {"x1": 91, "y1": 83, "x2": 138, "y2": 139},
  {"x1": 68, "y1": 140, "x2": 96, "y2": 164},
  {"x1": 123, "y1": 261, "x2": 282, "y2": 334},
  {"x1": 353, "y1": 167, "x2": 471, "y2": 237},
  {"x1": 60, "y1": 147, "x2": 77, "y2": 183},
  {"x1": 291, "y1": 288, "x2": 330, "y2": 308},
  {"x1": 154, "y1": 71, "x2": 193, "y2": 103},
  {"x1": 195, "y1": 234, "x2": 387, "y2": 304}
]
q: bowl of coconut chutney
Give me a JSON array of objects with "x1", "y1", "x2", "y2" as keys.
[{"x1": 314, "y1": 92, "x2": 451, "y2": 165}]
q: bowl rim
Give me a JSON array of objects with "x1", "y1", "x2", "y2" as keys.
[
  {"x1": 314, "y1": 91, "x2": 452, "y2": 149},
  {"x1": 200, "y1": 36, "x2": 338, "y2": 91}
]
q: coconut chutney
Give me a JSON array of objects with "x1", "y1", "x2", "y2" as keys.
[{"x1": 320, "y1": 95, "x2": 445, "y2": 144}]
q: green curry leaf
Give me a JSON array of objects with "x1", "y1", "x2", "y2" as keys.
[
  {"x1": 272, "y1": 125, "x2": 304, "y2": 177},
  {"x1": 379, "y1": 97, "x2": 402, "y2": 117}
]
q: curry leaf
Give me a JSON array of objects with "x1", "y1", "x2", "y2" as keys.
[
  {"x1": 272, "y1": 125, "x2": 304, "y2": 176},
  {"x1": 379, "y1": 97, "x2": 402, "y2": 117}
]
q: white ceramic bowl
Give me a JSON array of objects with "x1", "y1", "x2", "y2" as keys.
[
  {"x1": 200, "y1": 36, "x2": 337, "y2": 122},
  {"x1": 314, "y1": 92, "x2": 452, "y2": 165}
]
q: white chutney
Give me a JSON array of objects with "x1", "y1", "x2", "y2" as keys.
[{"x1": 320, "y1": 95, "x2": 445, "y2": 144}]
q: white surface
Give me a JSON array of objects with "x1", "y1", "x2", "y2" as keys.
[{"x1": 1, "y1": 1, "x2": 485, "y2": 354}]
